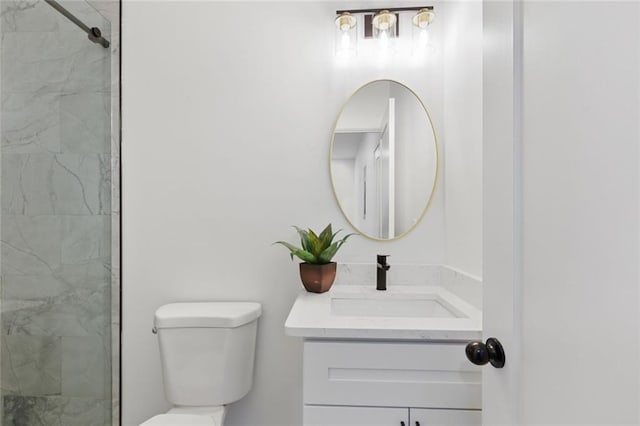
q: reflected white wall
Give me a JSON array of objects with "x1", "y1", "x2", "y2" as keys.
[{"x1": 442, "y1": 1, "x2": 483, "y2": 278}]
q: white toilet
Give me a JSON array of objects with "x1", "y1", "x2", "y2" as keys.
[{"x1": 140, "y1": 301, "x2": 262, "y2": 426}]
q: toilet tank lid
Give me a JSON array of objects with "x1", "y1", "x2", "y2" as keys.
[{"x1": 154, "y1": 302, "x2": 262, "y2": 329}]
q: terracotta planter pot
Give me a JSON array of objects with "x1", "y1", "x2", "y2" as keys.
[{"x1": 299, "y1": 262, "x2": 337, "y2": 293}]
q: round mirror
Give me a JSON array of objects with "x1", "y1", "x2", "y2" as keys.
[{"x1": 330, "y1": 80, "x2": 438, "y2": 240}]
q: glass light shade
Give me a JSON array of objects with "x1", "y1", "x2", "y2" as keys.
[
  {"x1": 335, "y1": 12, "x2": 357, "y2": 59},
  {"x1": 372, "y1": 10, "x2": 397, "y2": 51},
  {"x1": 412, "y1": 9, "x2": 435, "y2": 53}
]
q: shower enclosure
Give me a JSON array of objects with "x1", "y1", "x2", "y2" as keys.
[{"x1": 0, "y1": 0, "x2": 120, "y2": 424}]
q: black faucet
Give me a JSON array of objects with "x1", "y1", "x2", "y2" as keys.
[{"x1": 376, "y1": 255, "x2": 390, "y2": 291}]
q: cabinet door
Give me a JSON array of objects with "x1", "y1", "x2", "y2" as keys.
[
  {"x1": 304, "y1": 405, "x2": 409, "y2": 426},
  {"x1": 304, "y1": 340, "x2": 481, "y2": 409},
  {"x1": 409, "y1": 408, "x2": 480, "y2": 426}
]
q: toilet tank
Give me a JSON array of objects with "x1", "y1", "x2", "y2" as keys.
[{"x1": 154, "y1": 302, "x2": 262, "y2": 407}]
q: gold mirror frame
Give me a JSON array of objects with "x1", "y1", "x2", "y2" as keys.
[{"x1": 329, "y1": 79, "x2": 440, "y2": 241}]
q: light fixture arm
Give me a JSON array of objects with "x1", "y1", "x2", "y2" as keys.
[{"x1": 336, "y1": 6, "x2": 433, "y2": 15}]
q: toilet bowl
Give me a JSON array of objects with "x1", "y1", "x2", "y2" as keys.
[{"x1": 139, "y1": 302, "x2": 261, "y2": 426}]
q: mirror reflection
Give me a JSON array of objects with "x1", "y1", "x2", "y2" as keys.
[{"x1": 330, "y1": 80, "x2": 438, "y2": 240}]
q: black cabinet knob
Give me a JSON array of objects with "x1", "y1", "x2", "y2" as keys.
[
  {"x1": 400, "y1": 422, "x2": 406, "y2": 426},
  {"x1": 465, "y1": 337, "x2": 506, "y2": 368}
]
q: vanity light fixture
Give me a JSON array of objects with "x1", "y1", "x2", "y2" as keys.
[
  {"x1": 335, "y1": 12, "x2": 357, "y2": 58},
  {"x1": 412, "y1": 8, "x2": 435, "y2": 53},
  {"x1": 334, "y1": 6, "x2": 434, "y2": 58}
]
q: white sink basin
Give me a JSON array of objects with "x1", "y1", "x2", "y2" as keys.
[
  {"x1": 285, "y1": 283, "x2": 483, "y2": 340},
  {"x1": 331, "y1": 297, "x2": 461, "y2": 318},
  {"x1": 330, "y1": 286, "x2": 470, "y2": 319}
]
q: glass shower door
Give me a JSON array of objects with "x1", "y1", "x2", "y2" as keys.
[{"x1": 0, "y1": 0, "x2": 116, "y2": 424}]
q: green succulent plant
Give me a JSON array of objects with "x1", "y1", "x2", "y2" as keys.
[{"x1": 274, "y1": 224, "x2": 356, "y2": 265}]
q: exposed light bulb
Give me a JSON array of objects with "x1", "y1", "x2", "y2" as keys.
[{"x1": 379, "y1": 30, "x2": 390, "y2": 50}]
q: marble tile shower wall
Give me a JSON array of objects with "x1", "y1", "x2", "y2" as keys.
[{"x1": 0, "y1": 1, "x2": 119, "y2": 425}]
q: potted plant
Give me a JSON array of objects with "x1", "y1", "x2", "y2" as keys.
[{"x1": 274, "y1": 224, "x2": 356, "y2": 293}]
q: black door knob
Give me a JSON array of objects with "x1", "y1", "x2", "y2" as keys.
[{"x1": 465, "y1": 337, "x2": 506, "y2": 368}]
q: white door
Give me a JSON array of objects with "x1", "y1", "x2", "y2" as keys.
[{"x1": 482, "y1": 1, "x2": 640, "y2": 424}]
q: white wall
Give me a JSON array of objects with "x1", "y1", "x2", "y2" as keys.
[
  {"x1": 442, "y1": 1, "x2": 483, "y2": 278},
  {"x1": 122, "y1": 2, "x2": 444, "y2": 425}
]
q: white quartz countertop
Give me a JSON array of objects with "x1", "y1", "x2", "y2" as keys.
[{"x1": 285, "y1": 285, "x2": 482, "y2": 341}]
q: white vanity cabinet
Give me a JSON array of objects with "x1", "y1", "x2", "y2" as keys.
[
  {"x1": 302, "y1": 340, "x2": 481, "y2": 426},
  {"x1": 305, "y1": 406, "x2": 480, "y2": 426},
  {"x1": 285, "y1": 285, "x2": 483, "y2": 426}
]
